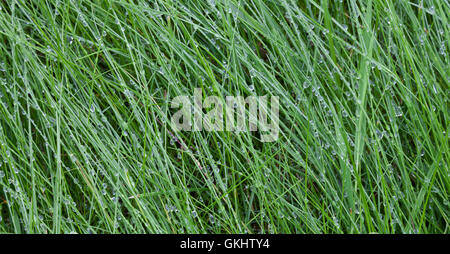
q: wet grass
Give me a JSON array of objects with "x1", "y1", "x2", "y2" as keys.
[{"x1": 0, "y1": 0, "x2": 448, "y2": 233}]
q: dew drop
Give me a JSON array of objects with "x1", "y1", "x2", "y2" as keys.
[
  {"x1": 303, "y1": 81, "x2": 311, "y2": 89},
  {"x1": 394, "y1": 105, "x2": 403, "y2": 117},
  {"x1": 342, "y1": 24, "x2": 348, "y2": 32}
]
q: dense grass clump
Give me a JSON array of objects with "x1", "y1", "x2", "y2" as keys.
[{"x1": 0, "y1": 0, "x2": 448, "y2": 233}]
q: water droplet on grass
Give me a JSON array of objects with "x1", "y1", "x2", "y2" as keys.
[
  {"x1": 209, "y1": 214, "x2": 215, "y2": 224},
  {"x1": 394, "y1": 105, "x2": 403, "y2": 117},
  {"x1": 342, "y1": 109, "x2": 349, "y2": 118},
  {"x1": 342, "y1": 24, "x2": 348, "y2": 32},
  {"x1": 439, "y1": 42, "x2": 446, "y2": 56},
  {"x1": 303, "y1": 81, "x2": 311, "y2": 89},
  {"x1": 207, "y1": 0, "x2": 216, "y2": 9},
  {"x1": 428, "y1": 6, "x2": 435, "y2": 15}
]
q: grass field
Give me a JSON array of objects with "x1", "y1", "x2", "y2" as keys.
[{"x1": 0, "y1": 0, "x2": 448, "y2": 234}]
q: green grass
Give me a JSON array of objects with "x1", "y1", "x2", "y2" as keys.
[{"x1": 0, "y1": 0, "x2": 448, "y2": 234}]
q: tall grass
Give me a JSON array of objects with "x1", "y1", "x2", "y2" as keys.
[{"x1": 0, "y1": 0, "x2": 448, "y2": 233}]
